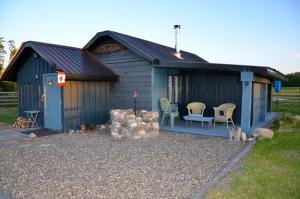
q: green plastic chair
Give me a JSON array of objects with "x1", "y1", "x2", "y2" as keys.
[{"x1": 160, "y1": 98, "x2": 180, "y2": 128}]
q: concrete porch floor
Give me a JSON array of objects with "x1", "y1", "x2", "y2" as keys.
[{"x1": 161, "y1": 112, "x2": 279, "y2": 137}]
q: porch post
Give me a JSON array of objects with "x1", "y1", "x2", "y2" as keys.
[{"x1": 240, "y1": 72, "x2": 253, "y2": 133}]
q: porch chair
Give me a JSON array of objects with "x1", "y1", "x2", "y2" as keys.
[
  {"x1": 160, "y1": 98, "x2": 180, "y2": 128},
  {"x1": 213, "y1": 103, "x2": 236, "y2": 128},
  {"x1": 186, "y1": 102, "x2": 206, "y2": 125}
]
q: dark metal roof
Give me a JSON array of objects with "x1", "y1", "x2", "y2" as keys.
[
  {"x1": 84, "y1": 30, "x2": 286, "y2": 81},
  {"x1": 1, "y1": 41, "x2": 118, "y2": 81},
  {"x1": 157, "y1": 62, "x2": 287, "y2": 81},
  {"x1": 1, "y1": 30, "x2": 286, "y2": 82},
  {"x1": 84, "y1": 30, "x2": 208, "y2": 64}
]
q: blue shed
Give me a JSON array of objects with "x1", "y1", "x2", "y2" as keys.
[
  {"x1": 1, "y1": 41, "x2": 118, "y2": 131},
  {"x1": 1, "y1": 30, "x2": 286, "y2": 133}
]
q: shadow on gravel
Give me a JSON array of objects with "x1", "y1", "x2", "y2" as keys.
[{"x1": 21, "y1": 128, "x2": 62, "y2": 137}]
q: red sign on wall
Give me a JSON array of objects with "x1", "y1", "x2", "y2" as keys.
[{"x1": 57, "y1": 71, "x2": 65, "y2": 87}]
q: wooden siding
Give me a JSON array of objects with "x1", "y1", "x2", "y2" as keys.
[
  {"x1": 93, "y1": 49, "x2": 152, "y2": 110},
  {"x1": 63, "y1": 80, "x2": 110, "y2": 131},
  {"x1": 17, "y1": 53, "x2": 56, "y2": 126},
  {"x1": 267, "y1": 84, "x2": 272, "y2": 112},
  {"x1": 252, "y1": 83, "x2": 268, "y2": 125},
  {"x1": 182, "y1": 72, "x2": 243, "y2": 124},
  {"x1": 151, "y1": 67, "x2": 168, "y2": 113}
]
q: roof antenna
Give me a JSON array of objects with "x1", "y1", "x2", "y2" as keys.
[{"x1": 174, "y1": 25, "x2": 183, "y2": 59}]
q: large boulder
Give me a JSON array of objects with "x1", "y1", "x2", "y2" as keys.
[{"x1": 254, "y1": 128, "x2": 274, "y2": 140}]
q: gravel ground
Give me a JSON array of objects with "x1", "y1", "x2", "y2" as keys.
[{"x1": 0, "y1": 131, "x2": 246, "y2": 199}]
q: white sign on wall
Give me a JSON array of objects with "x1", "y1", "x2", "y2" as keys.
[{"x1": 57, "y1": 71, "x2": 65, "y2": 87}]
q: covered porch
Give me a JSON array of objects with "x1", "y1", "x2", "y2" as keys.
[
  {"x1": 151, "y1": 62, "x2": 284, "y2": 136},
  {"x1": 160, "y1": 112, "x2": 278, "y2": 137}
]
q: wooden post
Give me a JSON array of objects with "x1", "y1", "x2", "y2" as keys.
[
  {"x1": 241, "y1": 72, "x2": 253, "y2": 133},
  {"x1": 133, "y1": 91, "x2": 139, "y2": 116}
]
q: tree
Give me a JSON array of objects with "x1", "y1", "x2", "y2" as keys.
[
  {"x1": 8, "y1": 39, "x2": 17, "y2": 62},
  {"x1": 282, "y1": 72, "x2": 300, "y2": 87},
  {"x1": 0, "y1": 36, "x2": 6, "y2": 74}
]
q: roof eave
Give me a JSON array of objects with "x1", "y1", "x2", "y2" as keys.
[
  {"x1": 0, "y1": 42, "x2": 60, "y2": 82},
  {"x1": 66, "y1": 74, "x2": 119, "y2": 81},
  {"x1": 156, "y1": 62, "x2": 287, "y2": 81}
]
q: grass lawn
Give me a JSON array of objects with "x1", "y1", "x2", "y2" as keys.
[
  {"x1": 206, "y1": 106, "x2": 300, "y2": 199},
  {"x1": 0, "y1": 107, "x2": 18, "y2": 124},
  {"x1": 272, "y1": 104, "x2": 300, "y2": 115}
]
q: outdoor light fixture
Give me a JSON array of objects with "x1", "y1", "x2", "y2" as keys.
[
  {"x1": 48, "y1": 79, "x2": 54, "y2": 87},
  {"x1": 35, "y1": 74, "x2": 39, "y2": 79}
]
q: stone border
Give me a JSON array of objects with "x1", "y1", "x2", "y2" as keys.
[{"x1": 191, "y1": 142, "x2": 256, "y2": 199}]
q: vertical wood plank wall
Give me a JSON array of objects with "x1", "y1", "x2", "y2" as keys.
[
  {"x1": 252, "y1": 83, "x2": 268, "y2": 125},
  {"x1": 182, "y1": 72, "x2": 243, "y2": 124},
  {"x1": 63, "y1": 80, "x2": 110, "y2": 131},
  {"x1": 151, "y1": 67, "x2": 168, "y2": 113},
  {"x1": 17, "y1": 52, "x2": 56, "y2": 126},
  {"x1": 93, "y1": 49, "x2": 152, "y2": 110}
]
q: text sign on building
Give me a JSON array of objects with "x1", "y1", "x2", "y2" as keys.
[
  {"x1": 57, "y1": 71, "x2": 65, "y2": 87},
  {"x1": 92, "y1": 44, "x2": 125, "y2": 54}
]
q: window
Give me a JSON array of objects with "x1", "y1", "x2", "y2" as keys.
[{"x1": 168, "y1": 75, "x2": 181, "y2": 104}]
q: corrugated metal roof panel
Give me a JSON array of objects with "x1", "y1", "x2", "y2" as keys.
[
  {"x1": 84, "y1": 30, "x2": 208, "y2": 64},
  {"x1": 31, "y1": 41, "x2": 117, "y2": 77},
  {"x1": 1, "y1": 41, "x2": 118, "y2": 81}
]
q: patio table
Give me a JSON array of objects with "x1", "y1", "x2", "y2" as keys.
[
  {"x1": 24, "y1": 110, "x2": 40, "y2": 129},
  {"x1": 183, "y1": 115, "x2": 214, "y2": 128}
]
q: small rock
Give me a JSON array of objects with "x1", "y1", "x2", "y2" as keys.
[
  {"x1": 152, "y1": 122, "x2": 160, "y2": 130},
  {"x1": 247, "y1": 138, "x2": 255, "y2": 142},
  {"x1": 152, "y1": 112, "x2": 159, "y2": 119},
  {"x1": 68, "y1": 130, "x2": 75, "y2": 134},
  {"x1": 294, "y1": 115, "x2": 300, "y2": 121},
  {"x1": 143, "y1": 113, "x2": 152, "y2": 120},
  {"x1": 29, "y1": 133, "x2": 37, "y2": 138},
  {"x1": 137, "y1": 130, "x2": 146, "y2": 136},
  {"x1": 254, "y1": 128, "x2": 274, "y2": 139},
  {"x1": 75, "y1": 129, "x2": 80, "y2": 134},
  {"x1": 241, "y1": 132, "x2": 247, "y2": 141},
  {"x1": 121, "y1": 127, "x2": 130, "y2": 137},
  {"x1": 80, "y1": 124, "x2": 86, "y2": 132},
  {"x1": 136, "y1": 117, "x2": 143, "y2": 123},
  {"x1": 100, "y1": 125, "x2": 106, "y2": 129},
  {"x1": 229, "y1": 126, "x2": 241, "y2": 141}
]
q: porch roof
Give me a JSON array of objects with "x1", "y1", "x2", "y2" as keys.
[{"x1": 156, "y1": 62, "x2": 287, "y2": 81}]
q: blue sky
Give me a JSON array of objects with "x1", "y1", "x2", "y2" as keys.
[{"x1": 1, "y1": 0, "x2": 299, "y2": 74}]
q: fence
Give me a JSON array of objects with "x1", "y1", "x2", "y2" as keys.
[
  {"x1": 272, "y1": 87, "x2": 300, "y2": 105},
  {"x1": 0, "y1": 92, "x2": 18, "y2": 107}
]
